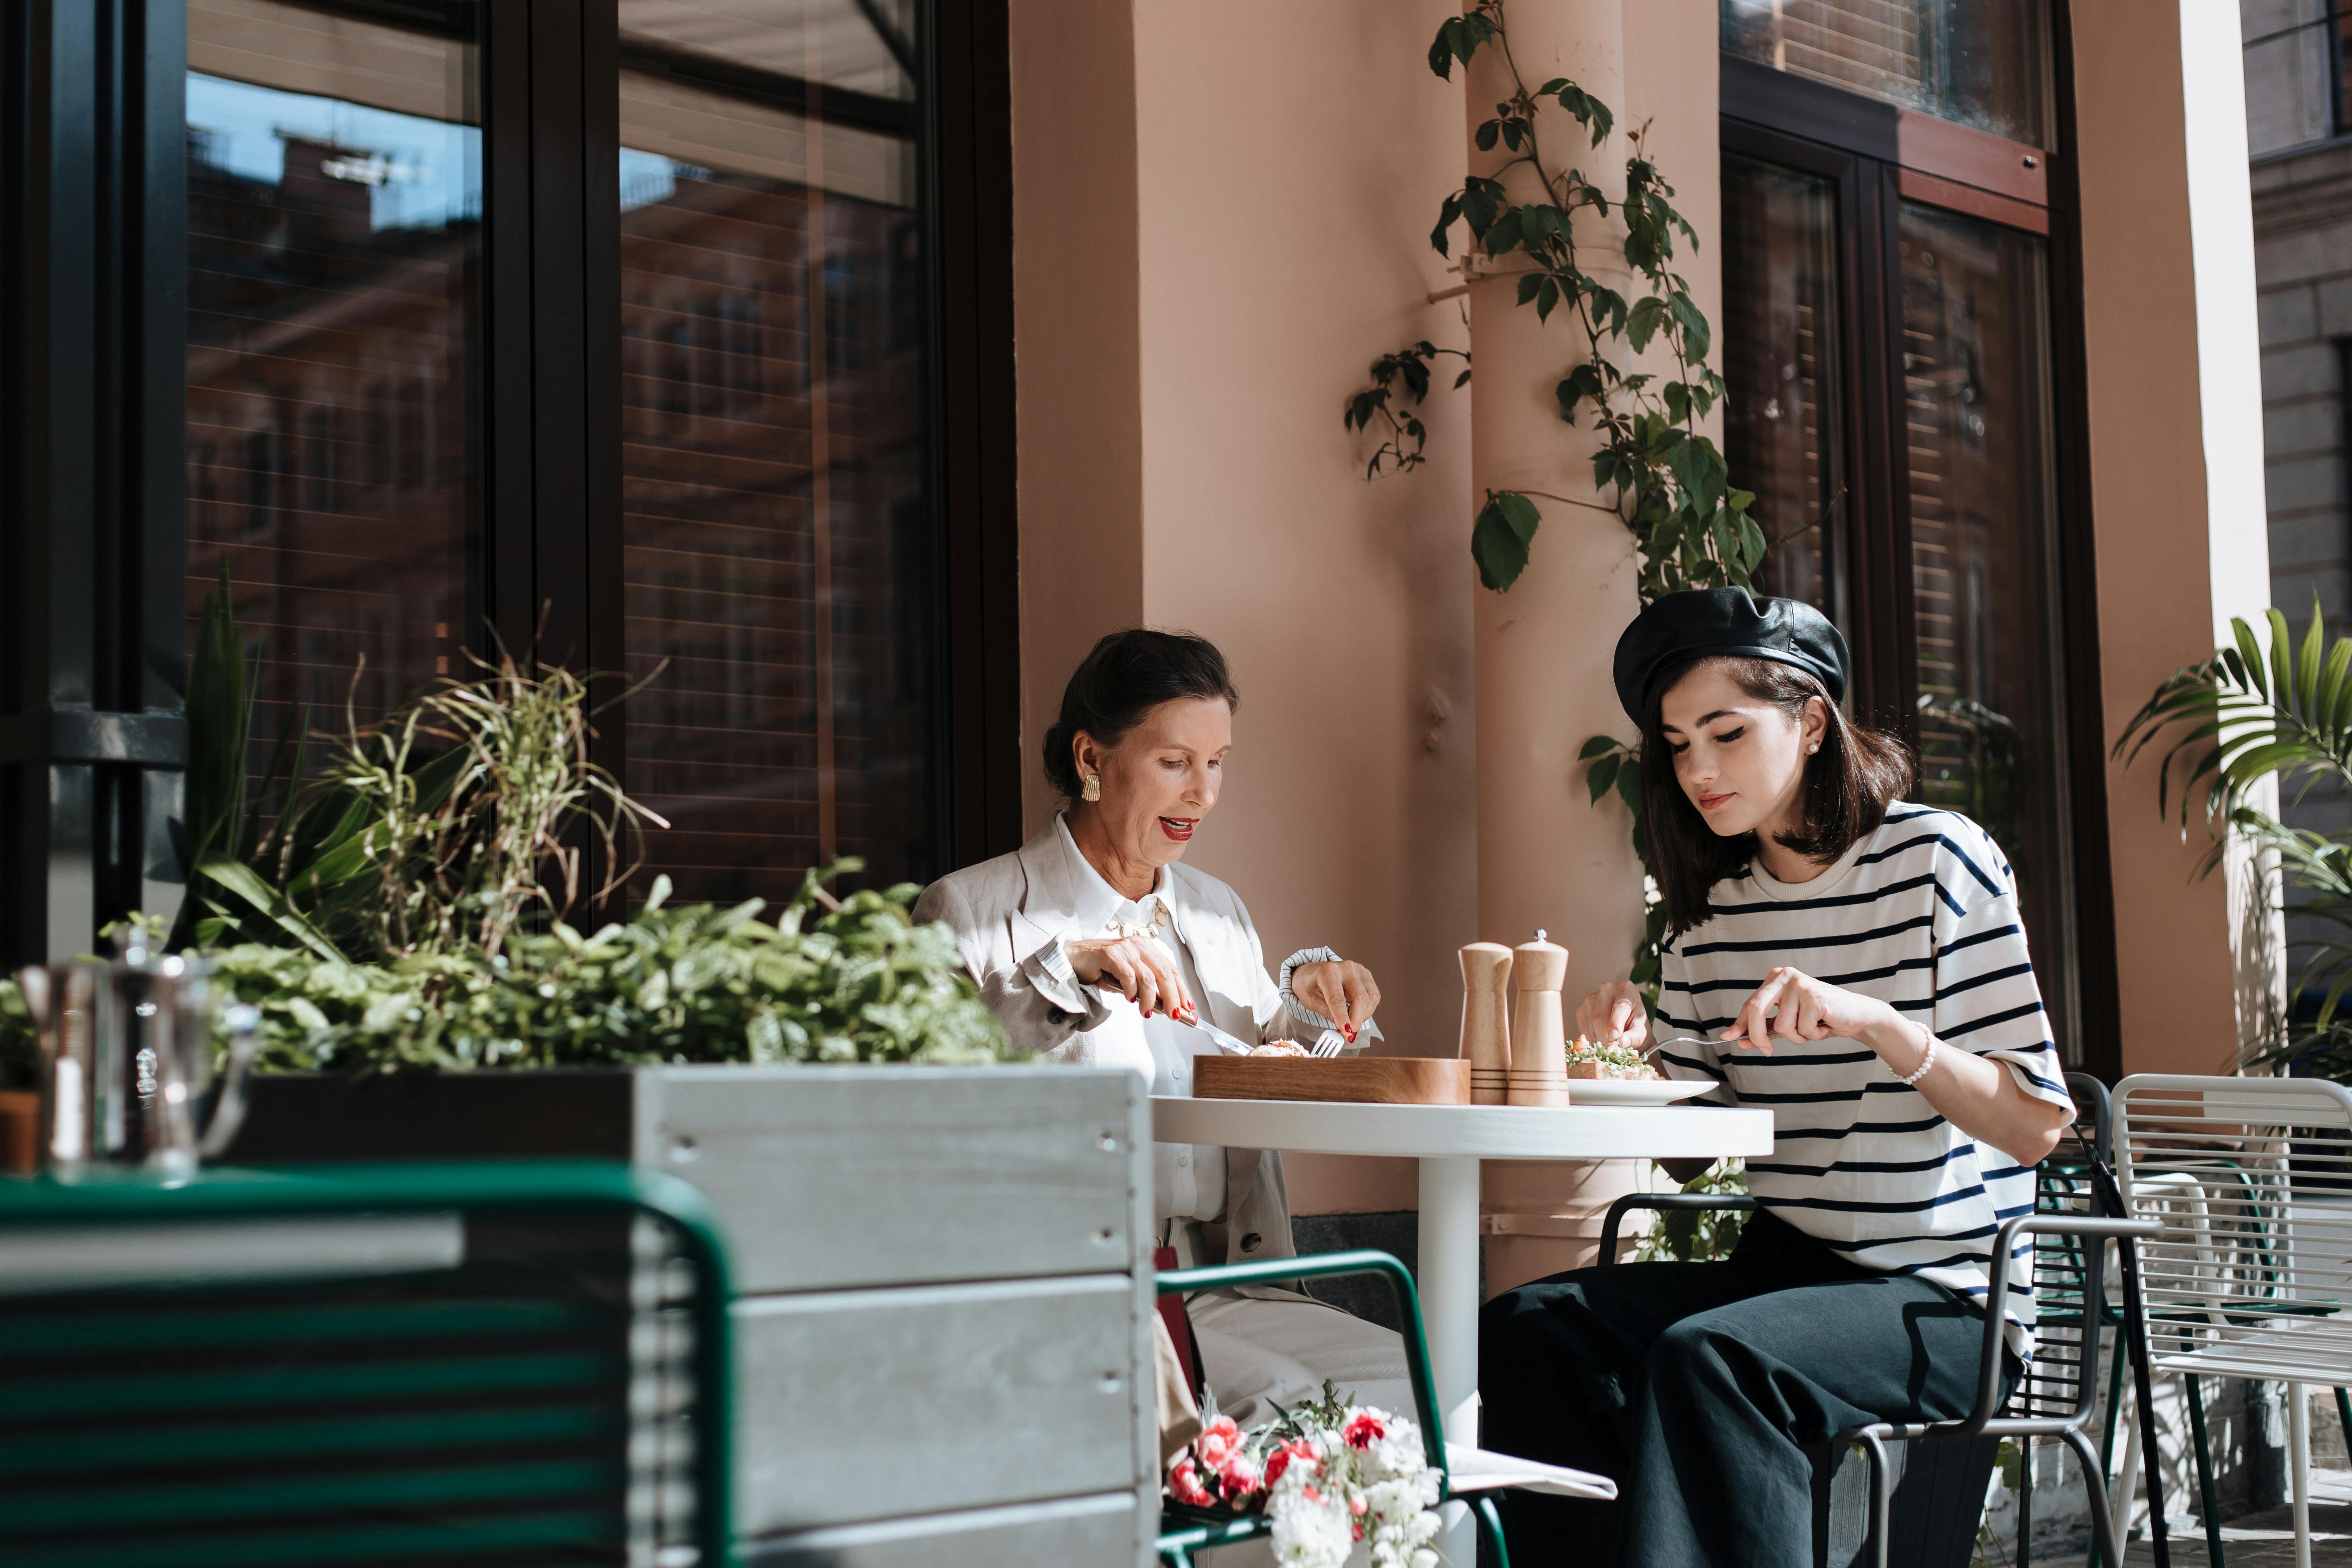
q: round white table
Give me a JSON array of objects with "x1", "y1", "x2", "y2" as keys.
[{"x1": 1152, "y1": 1096, "x2": 1771, "y2": 1560}]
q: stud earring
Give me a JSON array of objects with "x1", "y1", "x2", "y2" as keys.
[
  {"x1": 1807, "y1": 743, "x2": 1820, "y2": 755},
  {"x1": 1081, "y1": 773, "x2": 1101, "y2": 802}
]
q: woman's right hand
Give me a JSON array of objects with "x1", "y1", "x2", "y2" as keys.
[
  {"x1": 1575, "y1": 980, "x2": 1649, "y2": 1052},
  {"x1": 1063, "y1": 935, "x2": 1195, "y2": 1021}
]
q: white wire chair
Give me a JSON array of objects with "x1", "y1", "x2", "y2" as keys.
[{"x1": 2114, "y1": 1073, "x2": 2352, "y2": 1568}]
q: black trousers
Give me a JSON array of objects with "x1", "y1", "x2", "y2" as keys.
[{"x1": 1478, "y1": 1210, "x2": 2004, "y2": 1568}]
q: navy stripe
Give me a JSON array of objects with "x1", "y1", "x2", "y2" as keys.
[
  {"x1": 1677, "y1": 997, "x2": 1933, "y2": 1031},
  {"x1": 1939, "y1": 923, "x2": 2021, "y2": 960},
  {"x1": 1680, "y1": 914, "x2": 1934, "y2": 958},
  {"x1": 1771, "y1": 1116, "x2": 1949, "y2": 1138},
  {"x1": 1939, "y1": 1000, "x2": 2049, "y2": 1041},
  {"x1": 1666, "y1": 955, "x2": 1935, "y2": 994},
  {"x1": 1934, "y1": 962, "x2": 2036, "y2": 1001},
  {"x1": 1706, "y1": 871, "x2": 1963, "y2": 919},
  {"x1": 1723, "y1": 1081, "x2": 1925, "y2": 1105},
  {"x1": 1756, "y1": 1184, "x2": 1990, "y2": 1214},
  {"x1": 1856, "y1": 830, "x2": 2005, "y2": 900},
  {"x1": 1713, "y1": 1049, "x2": 1880, "y2": 1069},
  {"x1": 1746, "y1": 1145, "x2": 1977, "y2": 1178}
]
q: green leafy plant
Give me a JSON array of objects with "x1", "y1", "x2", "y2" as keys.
[
  {"x1": 1345, "y1": 1, "x2": 1786, "y2": 995},
  {"x1": 1351, "y1": 0, "x2": 1761, "y2": 597},
  {"x1": 1631, "y1": 1160, "x2": 1749, "y2": 1263},
  {"x1": 0, "y1": 592, "x2": 1010, "y2": 1078},
  {"x1": 214, "y1": 862, "x2": 1007, "y2": 1074},
  {"x1": 2116, "y1": 603, "x2": 2352, "y2": 1074}
]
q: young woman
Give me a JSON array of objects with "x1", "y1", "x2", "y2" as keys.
[{"x1": 1479, "y1": 588, "x2": 2075, "y2": 1568}]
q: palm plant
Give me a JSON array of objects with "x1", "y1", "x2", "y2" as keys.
[{"x1": 2115, "y1": 604, "x2": 2352, "y2": 1075}]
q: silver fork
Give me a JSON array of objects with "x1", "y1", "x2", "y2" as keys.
[{"x1": 1310, "y1": 1028, "x2": 1348, "y2": 1058}]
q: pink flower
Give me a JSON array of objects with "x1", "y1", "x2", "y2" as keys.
[
  {"x1": 1353, "y1": 1521, "x2": 1366, "y2": 1541},
  {"x1": 1197, "y1": 1416, "x2": 1242, "y2": 1470},
  {"x1": 1264, "y1": 1437, "x2": 1319, "y2": 1487},
  {"x1": 1349, "y1": 1494, "x2": 1369, "y2": 1517},
  {"x1": 1343, "y1": 1411, "x2": 1387, "y2": 1449},
  {"x1": 1217, "y1": 1454, "x2": 1262, "y2": 1498},
  {"x1": 1169, "y1": 1456, "x2": 1214, "y2": 1507},
  {"x1": 1302, "y1": 1484, "x2": 1325, "y2": 1506}
]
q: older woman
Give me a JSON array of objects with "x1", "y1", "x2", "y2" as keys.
[{"x1": 913, "y1": 628, "x2": 1407, "y2": 1426}]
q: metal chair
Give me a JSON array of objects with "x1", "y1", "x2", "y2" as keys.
[
  {"x1": 1153, "y1": 1249, "x2": 1516, "y2": 1568},
  {"x1": 2114, "y1": 1073, "x2": 2352, "y2": 1568},
  {"x1": 0, "y1": 1160, "x2": 735, "y2": 1568},
  {"x1": 1597, "y1": 1073, "x2": 2160, "y2": 1568}
]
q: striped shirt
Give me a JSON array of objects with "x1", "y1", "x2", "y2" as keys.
[{"x1": 1653, "y1": 804, "x2": 2073, "y2": 1358}]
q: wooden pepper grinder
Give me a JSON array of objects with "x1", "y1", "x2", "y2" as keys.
[
  {"x1": 1505, "y1": 930, "x2": 1571, "y2": 1108},
  {"x1": 1458, "y1": 943, "x2": 1514, "y2": 1106}
]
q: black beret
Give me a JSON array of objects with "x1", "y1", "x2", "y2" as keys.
[{"x1": 1611, "y1": 588, "x2": 1849, "y2": 723}]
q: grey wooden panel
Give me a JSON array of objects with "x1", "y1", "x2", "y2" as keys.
[
  {"x1": 640, "y1": 1066, "x2": 1148, "y2": 1293},
  {"x1": 735, "y1": 1274, "x2": 1138, "y2": 1537},
  {"x1": 742, "y1": 1491, "x2": 1138, "y2": 1568}
]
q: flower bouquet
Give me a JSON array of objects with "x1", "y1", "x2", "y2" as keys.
[{"x1": 1164, "y1": 1381, "x2": 1445, "y2": 1568}]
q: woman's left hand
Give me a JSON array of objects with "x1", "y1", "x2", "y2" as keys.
[
  {"x1": 1292, "y1": 960, "x2": 1380, "y2": 1041},
  {"x1": 1720, "y1": 966, "x2": 1903, "y2": 1057}
]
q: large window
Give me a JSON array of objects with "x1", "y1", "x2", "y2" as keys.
[
  {"x1": 616, "y1": 1, "x2": 939, "y2": 902},
  {"x1": 1720, "y1": 16, "x2": 2104, "y2": 1069},
  {"x1": 184, "y1": 0, "x2": 482, "y2": 755},
  {"x1": 0, "y1": 0, "x2": 1013, "y2": 962}
]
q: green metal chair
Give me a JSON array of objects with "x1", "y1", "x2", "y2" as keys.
[
  {"x1": 1154, "y1": 1250, "x2": 1512, "y2": 1568},
  {"x1": 1596, "y1": 1073, "x2": 2162, "y2": 1568},
  {"x1": 0, "y1": 1161, "x2": 734, "y2": 1568}
]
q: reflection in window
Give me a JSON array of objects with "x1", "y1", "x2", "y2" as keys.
[
  {"x1": 184, "y1": 0, "x2": 478, "y2": 762},
  {"x1": 2241, "y1": 0, "x2": 2349, "y2": 157},
  {"x1": 1720, "y1": 0, "x2": 2050, "y2": 146},
  {"x1": 1721, "y1": 155, "x2": 1844, "y2": 629},
  {"x1": 1899, "y1": 203, "x2": 2074, "y2": 1044},
  {"x1": 617, "y1": 0, "x2": 936, "y2": 905}
]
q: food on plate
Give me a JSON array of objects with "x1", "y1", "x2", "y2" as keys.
[
  {"x1": 1565, "y1": 1034, "x2": 1660, "y2": 1081},
  {"x1": 1248, "y1": 1040, "x2": 1309, "y2": 1058}
]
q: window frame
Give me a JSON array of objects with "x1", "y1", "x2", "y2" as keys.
[
  {"x1": 0, "y1": 0, "x2": 1020, "y2": 962},
  {"x1": 1718, "y1": 10, "x2": 2120, "y2": 1079}
]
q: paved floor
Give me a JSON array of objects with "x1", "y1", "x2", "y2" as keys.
[{"x1": 2032, "y1": 1473, "x2": 2352, "y2": 1567}]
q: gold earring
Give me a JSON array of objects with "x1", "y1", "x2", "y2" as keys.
[{"x1": 1081, "y1": 773, "x2": 1101, "y2": 802}]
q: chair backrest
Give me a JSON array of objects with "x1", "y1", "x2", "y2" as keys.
[
  {"x1": 0, "y1": 1161, "x2": 733, "y2": 1568},
  {"x1": 2114, "y1": 1072, "x2": 2352, "y2": 1384},
  {"x1": 2002, "y1": 1072, "x2": 2113, "y2": 1424}
]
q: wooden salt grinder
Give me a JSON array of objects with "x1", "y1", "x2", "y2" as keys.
[
  {"x1": 1458, "y1": 943, "x2": 1514, "y2": 1106},
  {"x1": 1505, "y1": 931, "x2": 1571, "y2": 1108}
]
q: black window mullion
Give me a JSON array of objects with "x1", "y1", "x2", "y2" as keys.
[{"x1": 482, "y1": 0, "x2": 540, "y2": 660}]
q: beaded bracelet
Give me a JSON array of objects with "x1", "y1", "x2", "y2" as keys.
[{"x1": 1897, "y1": 1034, "x2": 1939, "y2": 1087}]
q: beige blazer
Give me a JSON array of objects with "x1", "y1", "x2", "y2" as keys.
[{"x1": 912, "y1": 822, "x2": 1302, "y2": 1274}]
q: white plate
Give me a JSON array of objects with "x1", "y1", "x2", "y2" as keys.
[{"x1": 1564, "y1": 1078, "x2": 1718, "y2": 1107}]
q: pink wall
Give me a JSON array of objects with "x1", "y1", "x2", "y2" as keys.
[
  {"x1": 2071, "y1": 2, "x2": 2254, "y2": 1076},
  {"x1": 1009, "y1": 0, "x2": 1148, "y2": 833},
  {"x1": 1015, "y1": 0, "x2": 1482, "y2": 1212}
]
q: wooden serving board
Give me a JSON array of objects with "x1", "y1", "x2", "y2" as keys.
[{"x1": 1191, "y1": 1055, "x2": 1471, "y2": 1106}]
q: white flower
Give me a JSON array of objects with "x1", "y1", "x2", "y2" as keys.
[{"x1": 1268, "y1": 1471, "x2": 1354, "y2": 1568}]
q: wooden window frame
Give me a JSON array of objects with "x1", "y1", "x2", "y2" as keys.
[
  {"x1": 1719, "y1": 9, "x2": 2121, "y2": 1081},
  {"x1": 0, "y1": 0, "x2": 1020, "y2": 963}
]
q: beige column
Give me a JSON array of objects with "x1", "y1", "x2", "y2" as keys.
[
  {"x1": 2073, "y1": 0, "x2": 2278, "y2": 1074},
  {"x1": 1467, "y1": 0, "x2": 1642, "y2": 1290},
  {"x1": 1466, "y1": 0, "x2": 1643, "y2": 1013}
]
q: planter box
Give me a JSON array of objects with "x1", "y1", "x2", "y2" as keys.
[{"x1": 225, "y1": 1065, "x2": 1157, "y2": 1567}]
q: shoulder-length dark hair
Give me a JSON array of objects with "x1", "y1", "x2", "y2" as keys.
[
  {"x1": 1642, "y1": 656, "x2": 1914, "y2": 937},
  {"x1": 1041, "y1": 628, "x2": 1240, "y2": 798}
]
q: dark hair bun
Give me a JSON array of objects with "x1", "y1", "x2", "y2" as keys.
[{"x1": 1043, "y1": 629, "x2": 1240, "y2": 798}]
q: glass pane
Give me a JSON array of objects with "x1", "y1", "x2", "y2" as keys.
[
  {"x1": 1899, "y1": 202, "x2": 2076, "y2": 1054},
  {"x1": 618, "y1": 0, "x2": 937, "y2": 904},
  {"x1": 185, "y1": 0, "x2": 479, "y2": 758},
  {"x1": 1721, "y1": 0, "x2": 2049, "y2": 147},
  {"x1": 1721, "y1": 155, "x2": 1844, "y2": 628},
  {"x1": 2241, "y1": 0, "x2": 2338, "y2": 156}
]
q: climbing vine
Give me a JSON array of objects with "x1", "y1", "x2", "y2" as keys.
[{"x1": 1345, "y1": 0, "x2": 1780, "y2": 992}]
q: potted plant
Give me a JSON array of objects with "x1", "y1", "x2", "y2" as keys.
[{"x1": 1, "y1": 581, "x2": 1161, "y2": 1565}]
